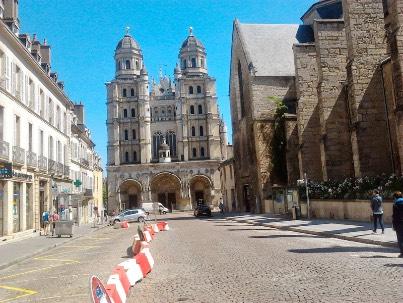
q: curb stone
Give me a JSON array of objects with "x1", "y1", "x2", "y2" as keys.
[
  {"x1": 225, "y1": 217, "x2": 398, "y2": 249},
  {"x1": 0, "y1": 224, "x2": 110, "y2": 271}
]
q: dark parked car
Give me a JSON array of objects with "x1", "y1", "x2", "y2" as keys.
[{"x1": 194, "y1": 204, "x2": 212, "y2": 217}]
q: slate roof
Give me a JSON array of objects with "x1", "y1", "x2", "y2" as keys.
[{"x1": 237, "y1": 22, "x2": 299, "y2": 77}]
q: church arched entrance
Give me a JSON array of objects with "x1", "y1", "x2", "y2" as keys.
[
  {"x1": 150, "y1": 173, "x2": 181, "y2": 211},
  {"x1": 190, "y1": 175, "x2": 212, "y2": 208},
  {"x1": 119, "y1": 179, "x2": 142, "y2": 210}
]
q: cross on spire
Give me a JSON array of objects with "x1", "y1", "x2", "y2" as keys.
[
  {"x1": 125, "y1": 26, "x2": 130, "y2": 35},
  {"x1": 189, "y1": 26, "x2": 193, "y2": 36}
]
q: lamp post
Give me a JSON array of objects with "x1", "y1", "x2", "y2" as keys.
[{"x1": 297, "y1": 173, "x2": 310, "y2": 220}]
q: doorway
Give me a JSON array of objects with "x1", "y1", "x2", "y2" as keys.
[
  {"x1": 243, "y1": 185, "x2": 251, "y2": 212},
  {"x1": 195, "y1": 191, "x2": 204, "y2": 203},
  {"x1": 167, "y1": 193, "x2": 176, "y2": 210},
  {"x1": 128, "y1": 194, "x2": 138, "y2": 209}
]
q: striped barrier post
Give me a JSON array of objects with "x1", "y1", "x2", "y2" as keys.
[
  {"x1": 134, "y1": 252, "x2": 151, "y2": 278},
  {"x1": 118, "y1": 259, "x2": 143, "y2": 286},
  {"x1": 106, "y1": 274, "x2": 127, "y2": 303}
]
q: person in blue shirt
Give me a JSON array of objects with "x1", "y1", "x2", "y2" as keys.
[
  {"x1": 392, "y1": 191, "x2": 403, "y2": 258},
  {"x1": 42, "y1": 210, "x2": 50, "y2": 236}
]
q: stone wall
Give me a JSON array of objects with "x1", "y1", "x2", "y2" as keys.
[
  {"x1": 293, "y1": 44, "x2": 323, "y2": 181},
  {"x1": 343, "y1": 0, "x2": 393, "y2": 176},
  {"x1": 284, "y1": 114, "x2": 299, "y2": 186},
  {"x1": 314, "y1": 19, "x2": 353, "y2": 180}
]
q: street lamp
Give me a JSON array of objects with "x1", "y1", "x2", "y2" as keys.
[{"x1": 297, "y1": 173, "x2": 310, "y2": 220}]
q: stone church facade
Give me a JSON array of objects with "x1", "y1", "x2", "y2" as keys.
[{"x1": 107, "y1": 29, "x2": 227, "y2": 212}]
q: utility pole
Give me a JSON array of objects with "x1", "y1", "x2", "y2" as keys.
[{"x1": 304, "y1": 172, "x2": 310, "y2": 220}]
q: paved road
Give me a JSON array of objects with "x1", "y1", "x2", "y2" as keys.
[{"x1": 0, "y1": 213, "x2": 402, "y2": 302}]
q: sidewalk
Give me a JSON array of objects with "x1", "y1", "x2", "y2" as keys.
[
  {"x1": 224, "y1": 213, "x2": 399, "y2": 248},
  {"x1": 0, "y1": 223, "x2": 109, "y2": 271}
]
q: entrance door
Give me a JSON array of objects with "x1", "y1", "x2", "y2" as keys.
[
  {"x1": 195, "y1": 191, "x2": 204, "y2": 203},
  {"x1": 128, "y1": 194, "x2": 137, "y2": 209},
  {"x1": 158, "y1": 193, "x2": 167, "y2": 207},
  {"x1": 167, "y1": 193, "x2": 176, "y2": 210},
  {"x1": 0, "y1": 182, "x2": 4, "y2": 236},
  {"x1": 243, "y1": 185, "x2": 251, "y2": 212},
  {"x1": 13, "y1": 182, "x2": 21, "y2": 233}
]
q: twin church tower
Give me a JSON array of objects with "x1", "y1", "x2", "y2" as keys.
[{"x1": 106, "y1": 28, "x2": 228, "y2": 211}]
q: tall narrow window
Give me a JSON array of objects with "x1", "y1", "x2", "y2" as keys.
[
  {"x1": 48, "y1": 136, "x2": 53, "y2": 160},
  {"x1": 131, "y1": 108, "x2": 135, "y2": 117},
  {"x1": 0, "y1": 106, "x2": 3, "y2": 141},
  {"x1": 189, "y1": 86, "x2": 193, "y2": 94},
  {"x1": 39, "y1": 130, "x2": 43, "y2": 156},
  {"x1": 191, "y1": 126, "x2": 195, "y2": 136},
  {"x1": 199, "y1": 126, "x2": 204, "y2": 136},
  {"x1": 238, "y1": 61, "x2": 245, "y2": 118},
  {"x1": 190, "y1": 105, "x2": 195, "y2": 114},
  {"x1": 14, "y1": 115, "x2": 20, "y2": 146},
  {"x1": 132, "y1": 129, "x2": 136, "y2": 140},
  {"x1": 197, "y1": 85, "x2": 201, "y2": 94},
  {"x1": 64, "y1": 112, "x2": 67, "y2": 133},
  {"x1": 152, "y1": 132, "x2": 164, "y2": 159},
  {"x1": 56, "y1": 106, "x2": 60, "y2": 129},
  {"x1": 198, "y1": 104, "x2": 202, "y2": 114},
  {"x1": 192, "y1": 148, "x2": 197, "y2": 158},
  {"x1": 191, "y1": 58, "x2": 196, "y2": 67},
  {"x1": 39, "y1": 89, "x2": 44, "y2": 118},
  {"x1": 200, "y1": 147, "x2": 205, "y2": 157},
  {"x1": 201, "y1": 58, "x2": 204, "y2": 68},
  {"x1": 123, "y1": 109, "x2": 128, "y2": 118},
  {"x1": 124, "y1": 129, "x2": 128, "y2": 140},
  {"x1": 28, "y1": 123, "x2": 32, "y2": 151},
  {"x1": 131, "y1": 88, "x2": 134, "y2": 96},
  {"x1": 166, "y1": 131, "x2": 177, "y2": 157},
  {"x1": 123, "y1": 89, "x2": 127, "y2": 97},
  {"x1": 182, "y1": 59, "x2": 187, "y2": 69},
  {"x1": 133, "y1": 151, "x2": 137, "y2": 162},
  {"x1": 125, "y1": 60, "x2": 131, "y2": 69},
  {"x1": 125, "y1": 151, "x2": 129, "y2": 163},
  {"x1": 48, "y1": 98, "x2": 53, "y2": 124}
]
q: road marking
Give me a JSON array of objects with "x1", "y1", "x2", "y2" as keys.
[
  {"x1": 0, "y1": 262, "x2": 76, "y2": 280},
  {"x1": 25, "y1": 293, "x2": 87, "y2": 301},
  {"x1": 63, "y1": 245, "x2": 101, "y2": 248},
  {"x1": 33, "y1": 257, "x2": 80, "y2": 264},
  {"x1": 0, "y1": 285, "x2": 37, "y2": 303}
]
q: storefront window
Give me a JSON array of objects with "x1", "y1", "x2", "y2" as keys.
[
  {"x1": 26, "y1": 183, "x2": 33, "y2": 229},
  {"x1": 13, "y1": 182, "x2": 21, "y2": 233},
  {"x1": 0, "y1": 182, "x2": 4, "y2": 236}
]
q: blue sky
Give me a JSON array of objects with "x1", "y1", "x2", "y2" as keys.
[{"x1": 19, "y1": 0, "x2": 316, "y2": 168}]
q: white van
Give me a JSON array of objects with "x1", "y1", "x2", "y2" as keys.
[{"x1": 141, "y1": 202, "x2": 169, "y2": 215}]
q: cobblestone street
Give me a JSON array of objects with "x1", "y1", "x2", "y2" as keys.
[{"x1": 0, "y1": 213, "x2": 402, "y2": 302}]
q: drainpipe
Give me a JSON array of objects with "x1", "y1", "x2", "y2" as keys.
[{"x1": 380, "y1": 58, "x2": 396, "y2": 173}]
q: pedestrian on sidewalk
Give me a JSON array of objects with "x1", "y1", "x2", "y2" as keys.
[
  {"x1": 370, "y1": 190, "x2": 384, "y2": 234},
  {"x1": 42, "y1": 210, "x2": 50, "y2": 236},
  {"x1": 392, "y1": 191, "x2": 403, "y2": 258},
  {"x1": 51, "y1": 211, "x2": 60, "y2": 236},
  {"x1": 219, "y1": 198, "x2": 225, "y2": 215}
]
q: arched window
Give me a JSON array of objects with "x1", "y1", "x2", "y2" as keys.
[
  {"x1": 191, "y1": 126, "x2": 195, "y2": 136},
  {"x1": 166, "y1": 131, "x2": 177, "y2": 157},
  {"x1": 125, "y1": 60, "x2": 131, "y2": 69},
  {"x1": 189, "y1": 86, "x2": 193, "y2": 94},
  {"x1": 123, "y1": 109, "x2": 128, "y2": 118},
  {"x1": 132, "y1": 129, "x2": 136, "y2": 140},
  {"x1": 182, "y1": 59, "x2": 187, "y2": 69},
  {"x1": 131, "y1": 108, "x2": 135, "y2": 117},
  {"x1": 201, "y1": 58, "x2": 204, "y2": 68},
  {"x1": 124, "y1": 129, "x2": 128, "y2": 140},
  {"x1": 197, "y1": 86, "x2": 202, "y2": 94},
  {"x1": 131, "y1": 88, "x2": 135, "y2": 96},
  {"x1": 135, "y1": 60, "x2": 139, "y2": 69},
  {"x1": 152, "y1": 131, "x2": 164, "y2": 159},
  {"x1": 133, "y1": 151, "x2": 137, "y2": 162},
  {"x1": 192, "y1": 148, "x2": 197, "y2": 158},
  {"x1": 123, "y1": 89, "x2": 127, "y2": 97},
  {"x1": 200, "y1": 147, "x2": 205, "y2": 157},
  {"x1": 116, "y1": 61, "x2": 120, "y2": 71},
  {"x1": 190, "y1": 105, "x2": 195, "y2": 114},
  {"x1": 125, "y1": 151, "x2": 129, "y2": 163},
  {"x1": 198, "y1": 104, "x2": 202, "y2": 114},
  {"x1": 199, "y1": 126, "x2": 204, "y2": 136},
  {"x1": 191, "y1": 58, "x2": 196, "y2": 67}
]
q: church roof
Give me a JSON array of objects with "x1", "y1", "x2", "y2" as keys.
[
  {"x1": 180, "y1": 28, "x2": 205, "y2": 50},
  {"x1": 236, "y1": 22, "x2": 298, "y2": 77},
  {"x1": 116, "y1": 34, "x2": 140, "y2": 51}
]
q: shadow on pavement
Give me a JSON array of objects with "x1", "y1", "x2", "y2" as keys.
[
  {"x1": 289, "y1": 246, "x2": 398, "y2": 254},
  {"x1": 384, "y1": 263, "x2": 403, "y2": 267},
  {"x1": 249, "y1": 234, "x2": 321, "y2": 239},
  {"x1": 227, "y1": 228, "x2": 271, "y2": 232}
]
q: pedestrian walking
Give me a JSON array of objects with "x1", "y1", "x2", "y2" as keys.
[
  {"x1": 51, "y1": 211, "x2": 60, "y2": 236},
  {"x1": 370, "y1": 190, "x2": 384, "y2": 234},
  {"x1": 219, "y1": 198, "x2": 225, "y2": 215},
  {"x1": 103, "y1": 209, "x2": 108, "y2": 224},
  {"x1": 392, "y1": 191, "x2": 403, "y2": 258},
  {"x1": 42, "y1": 210, "x2": 50, "y2": 236}
]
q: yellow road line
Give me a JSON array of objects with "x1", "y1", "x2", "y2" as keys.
[
  {"x1": 25, "y1": 293, "x2": 87, "y2": 301},
  {"x1": 0, "y1": 262, "x2": 76, "y2": 280},
  {"x1": 33, "y1": 257, "x2": 80, "y2": 264},
  {"x1": 63, "y1": 245, "x2": 101, "y2": 248},
  {"x1": 0, "y1": 285, "x2": 37, "y2": 303}
]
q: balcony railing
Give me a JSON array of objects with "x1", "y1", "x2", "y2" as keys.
[
  {"x1": 80, "y1": 158, "x2": 89, "y2": 167},
  {"x1": 48, "y1": 159, "x2": 56, "y2": 173},
  {"x1": 26, "y1": 150, "x2": 37, "y2": 168},
  {"x1": 84, "y1": 188, "x2": 93, "y2": 197},
  {"x1": 38, "y1": 155, "x2": 47, "y2": 171},
  {"x1": 56, "y1": 162, "x2": 63, "y2": 176},
  {"x1": 0, "y1": 140, "x2": 9, "y2": 161},
  {"x1": 64, "y1": 165, "x2": 70, "y2": 178},
  {"x1": 12, "y1": 146, "x2": 25, "y2": 165}
]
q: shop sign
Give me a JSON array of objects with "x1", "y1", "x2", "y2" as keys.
[
  {"x1": 0, "y1": 162, "x2": 12, "y2": 178},
  {"x1": 13, "y1": 171, "x2": 33, "y2": 181}
]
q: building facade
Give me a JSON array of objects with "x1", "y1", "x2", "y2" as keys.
[
  {"x1": 219, "y1": 145, "x2": 236, "y2": 212},
  {"x1": 107, "y1": 28, "x2": 228, "y2": 212},
  {"x1": 0, "y1": 1, "x2": 102, "y2": 237},
  {"x1": 229, "y1": 20, "x2": 298, "y2": 213}
]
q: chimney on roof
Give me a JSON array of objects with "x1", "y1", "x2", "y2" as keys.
[
  {"x1": 18, "y1": 33, "x2": 32, "y2": 51},
  {"x1": 74, "y1": 104, "x2": 85, "y2": 124},
  {"x1": 40, "y1": 43, "x2": 51, "y2": 69},
  {"x1": 50, "y1": 72, "x2": 58, "y2": 83},
  {"x1": 57, "y1": 81, "x2": 64, "y2": 90},
  {"x1": 3, "y1": 0, "x2": 19, "y2": 35}
]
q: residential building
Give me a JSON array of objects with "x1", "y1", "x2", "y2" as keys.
[
  {"x1": 107, "y1": 28, "x2": 228, "y2": 212},
  {"x1": 219, "y1": 145, "x2": 236, "y2": 212}
]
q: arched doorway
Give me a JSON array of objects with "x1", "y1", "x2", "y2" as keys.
[
  {"x1": 190, "y1": 175, "x2": 212, "y2": 208},
  {"x1": 150, "y1": 173, "x2": 181, "y2": 211},
  {"x1": 119, "y1": 179, "x2": 142, "y2": 210}
]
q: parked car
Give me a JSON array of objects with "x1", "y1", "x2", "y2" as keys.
[
  {"x1": 194, "y1": 204, "x2": 212, "y2": 217},
  {"x1": 141, "y1": 202, "x2": 170, "y2": 215},
  {"x1": 112, "y1": 209, "x2": 146, "y2": 224}
]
